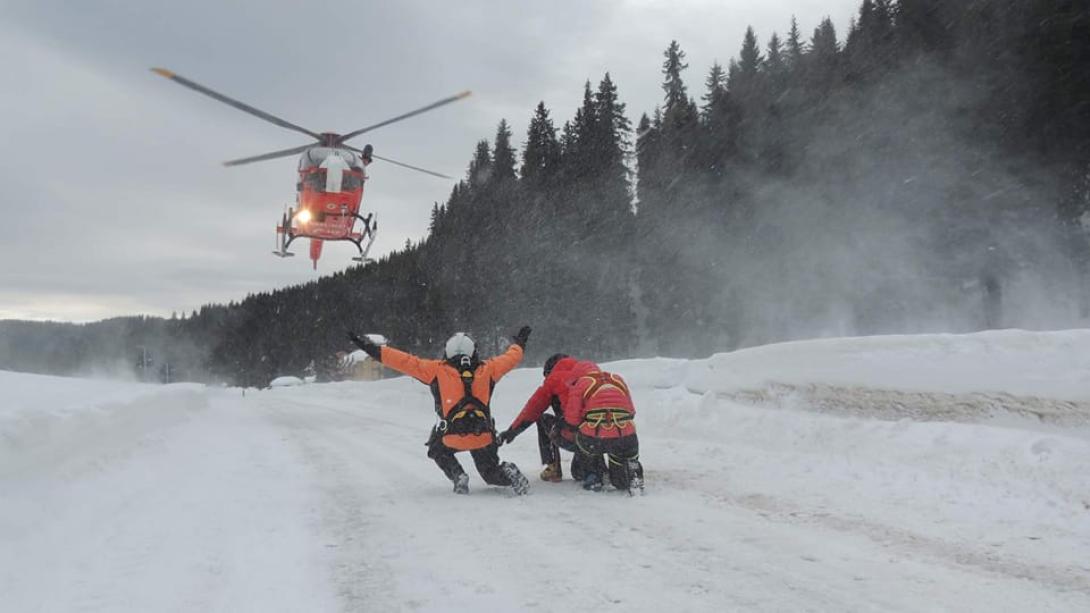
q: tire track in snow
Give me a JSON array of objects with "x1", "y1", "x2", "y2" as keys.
[
  {"x1": 661, "y1": 466, "x2": 1090, "y2": 597},
  {"x1": 260, "y1": 396, "x2": 428, "y2": 611},
  {"x1": 257, "y1": 389, "x2": 1090, "y2": 612}
]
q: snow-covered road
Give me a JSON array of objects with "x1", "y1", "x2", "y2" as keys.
[{"x1": 3, "y1": 330, "x2": 1090, "y2": 611}]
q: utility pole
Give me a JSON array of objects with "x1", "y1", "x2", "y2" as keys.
[{"x1": 137, "y1": 346, "x2": 150, "y2": 381}]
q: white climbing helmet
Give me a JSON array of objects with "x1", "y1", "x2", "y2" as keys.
[{"x1": 444, "y1": 332, "x2": 476, "y2": 360}]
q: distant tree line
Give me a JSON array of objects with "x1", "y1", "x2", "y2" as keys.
[{"x1": 2, "y1": 0, "x2": 1088, "y2": 385}]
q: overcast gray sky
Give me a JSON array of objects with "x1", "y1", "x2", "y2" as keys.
[{"x1": 0, "y1": 0, "x2": 858, "y2": 322}]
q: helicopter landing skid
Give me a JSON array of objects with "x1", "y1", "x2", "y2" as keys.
[
  {"x1": 274, "y1": 226, "x2": 296, "y2": 257},
  {"x1": 350, "y1": 213, "x2": 377, "y2": 265},
  {"x1": 273, "y1": 213, "x2": 375, "y2": 265}
]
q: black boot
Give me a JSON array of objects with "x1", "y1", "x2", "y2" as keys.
[
  {"x1": 500, "y1": 462, "x2": 530, "y2": 496},
  {"x1": 570, "y1": 453, "x2": 587, "y2": 481},
  {"x1": 429, "y1": 440, "x2": 468, "y2": 493},
  {"x1": 582, "y1": 471, "x2": 603, "y2": 492},
  {"x1": 626, "y1": 459, "x2": 644, "y2": 495},
  {"x1": 452, "y1": 472, "x2": 469, "y2": 495}
]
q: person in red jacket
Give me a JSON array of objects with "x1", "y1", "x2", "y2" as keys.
[
  {"x1": 349, "y1": 327, "x2": 532, "y2": 495},
  {"x1": 498, "y1": 354, "x2": 584, "y2": 482},
  {"x1": 499, "y1": 353, "x2": 644, "y2": 493}
]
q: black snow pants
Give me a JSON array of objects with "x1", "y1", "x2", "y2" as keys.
[
  {"x1": 426, "y1": 430, "x2": 512, "y2": 486},
  {"x1": 575, "y1": 432, "x2": 642, "y2": 490},
  {"x1": 537, "y1": 413, "x2": 587, "y2": 479},
  {"x1": 537, "y1": 413, "x2": 579, "y2": 461}
]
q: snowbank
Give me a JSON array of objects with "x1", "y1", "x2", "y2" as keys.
[
  {"x1": 0, "y1": 371, "x2": 207, "y2": 477},
  {"x1": 606, "y1": 330, "x2": 1090, "y2": 592},
  {"x1": 614, "y1": 329, "x2": 1090, "y2": 425},
  {"x1": 693, "y1": 329, "x2": 1090, "y2": 400}
]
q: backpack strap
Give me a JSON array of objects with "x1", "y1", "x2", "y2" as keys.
[
  {"x1": 440, "y1": 367, "x2": 494, "y2": 436},
  {"x1": 580, "y1": 371, "x2": 630, "y2": 402}
]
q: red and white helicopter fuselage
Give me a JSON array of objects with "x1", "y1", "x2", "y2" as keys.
[{"x1": 277, "y1": 142, "x2": 375, "y2": 268}]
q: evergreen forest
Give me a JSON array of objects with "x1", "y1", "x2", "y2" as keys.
[{"x1": 3, "y1": 0, "x2": 1088, "y2": 386}]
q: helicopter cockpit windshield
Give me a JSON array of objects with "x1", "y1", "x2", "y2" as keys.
[
  {"x1": 300, "y1": 148, "x2": 364, "y2": 193},
  {"x1": 300, "y1": 147, "x2": 362, "y2": 171}
]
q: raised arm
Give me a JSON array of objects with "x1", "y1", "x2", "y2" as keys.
[
  {"x1": 348, "y1": 331, "x2": 441, "y2": 383},
  {"x1": 485, "y1": 325, "x2": 530, "y2": 383},
  {"x1": 485, "y1": 343, "x2": 524, "y2": 382},
  {"x1": 379, "y1": 346, "x2": 441, "y2": 383}
]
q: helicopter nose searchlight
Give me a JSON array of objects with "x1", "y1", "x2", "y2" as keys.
[{"x1": 150, "y1": 67, "x2": 470, "y2": 269}]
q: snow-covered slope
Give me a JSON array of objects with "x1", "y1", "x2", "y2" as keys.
[
  {"x1": 0, "y1": 371, "x2": 207, "y2": 477},
  {"x1": 2, "y1": 330, "x2": 1089, "y2": 611}
]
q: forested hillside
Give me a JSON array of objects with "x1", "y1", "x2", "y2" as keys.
[{"x1": 3, "y1": 0, "x2": 1088, "y2": 386}]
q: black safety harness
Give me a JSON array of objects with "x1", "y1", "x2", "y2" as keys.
[
  {"x1": 432, "y1": 357, "x2": 496, "y2": 437},
  {"x1": 577, "y1": 371, "x2": 635, "y2": 438}
]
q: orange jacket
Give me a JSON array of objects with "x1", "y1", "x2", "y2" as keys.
[{"x1": 380, "y1": 343, "x2": 524, "y2": 450}]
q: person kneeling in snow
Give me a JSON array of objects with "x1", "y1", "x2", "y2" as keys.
[
  {"x1": 348, "y1": 327, "x2": 532, "y2": 496},
  {"x1": 497, "y1": 354, "x2": 584, "y2": 482},
  {"x1": 498, "y1": 354, "x2": 644, "y2": 493}
]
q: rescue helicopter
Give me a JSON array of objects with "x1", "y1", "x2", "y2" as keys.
[{"x1": 151, "y1": 67, "x2": 469, "y2": 269}]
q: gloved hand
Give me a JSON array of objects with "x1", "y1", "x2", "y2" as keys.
[
  {"x1": 347, "y1": 330, "x2": 382, "y2": 361},
  {"x1": 497, "y1": 429, "x2": 516, "y2": 446},
  {"x1": 512, "y1": 325, "x2": 532, "y2": 349}
]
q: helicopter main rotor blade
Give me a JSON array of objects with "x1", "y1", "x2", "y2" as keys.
[
  {"x1": 373, "y1": 154, "x2": 454, "y2": 180},
  {"x1": 337, "y1": 90, "x2": 471, "y2": 143},
  {"x1": 223, "y1": 143, "x2": 313, "y2": 167},
  {"x1": 151, "y1": 67, "x2": 322, "y2": 141}
]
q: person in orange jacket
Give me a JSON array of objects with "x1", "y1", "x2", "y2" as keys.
[{"x1": 348, "y1": 326, "x2": 532, "y2": 495}]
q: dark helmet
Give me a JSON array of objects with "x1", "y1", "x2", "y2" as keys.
[{"x1": 543, "y1": 353, "x2": 569, "y2": 377}]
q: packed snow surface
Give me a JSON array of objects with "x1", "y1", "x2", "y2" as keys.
[{"x1": 2, "y1": 330, "x2": 1089, "y2": 611}]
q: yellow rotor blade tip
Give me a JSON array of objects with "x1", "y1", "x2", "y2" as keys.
[{"x1": 151, "y1": 67, "x2": 176, "y2": 78}]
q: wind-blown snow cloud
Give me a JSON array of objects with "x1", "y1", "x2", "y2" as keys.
[{"x1": 0, "y1": 0, "x2": 857, "y2": 321}]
